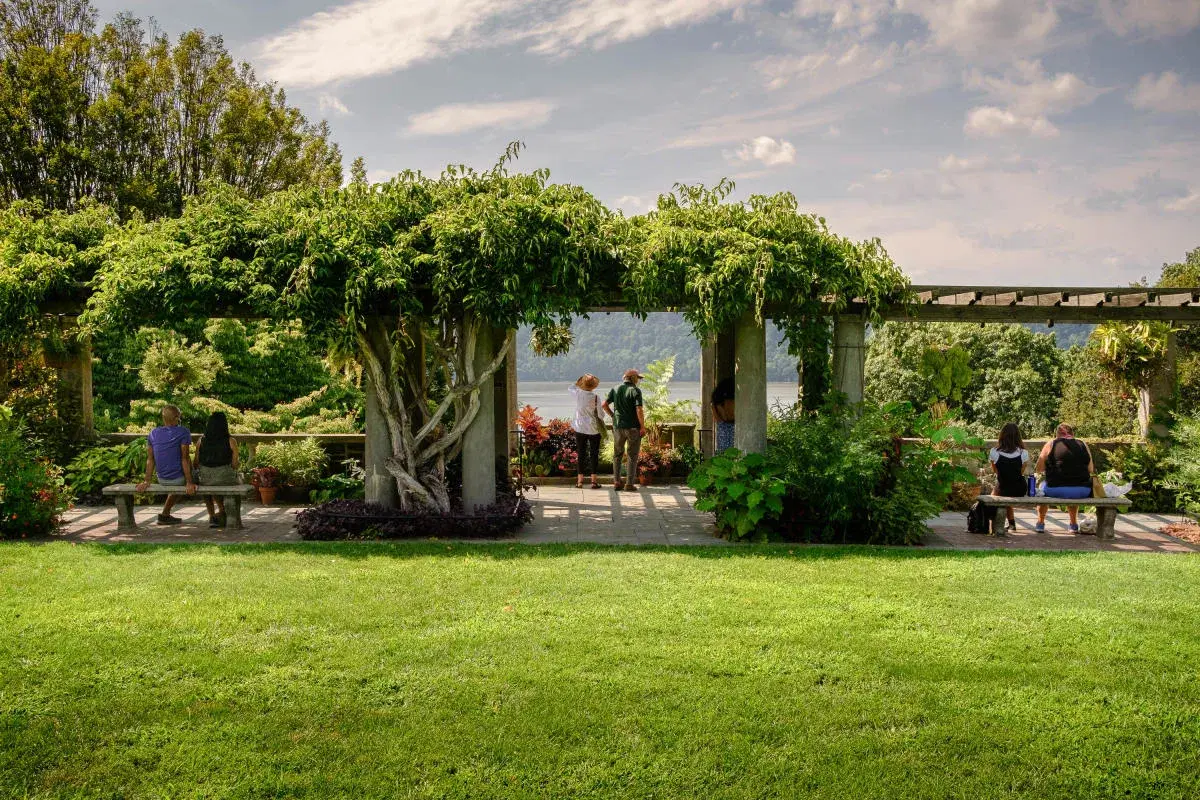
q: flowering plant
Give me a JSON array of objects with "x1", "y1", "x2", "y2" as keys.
[{"x1": 250, "y1": 465, "x2": 281, "y2": 488}]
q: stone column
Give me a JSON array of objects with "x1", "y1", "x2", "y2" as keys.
[
  {"x1": 363, "y1": 369, "x2": 399, "y2": 508},
  {"x1": 493, "y1": 329, "x2": 516, "y2": 463},
  {"x1": 733, "y1": 311, "x2": 767, "y2": 454},
  {"x1": 699, "y1": 338, "x2": 716, "y2": 457},
  {"x1": 1139, "y1": 328, "x2": 1177, "y2": 440},
  {"x1": 47, "y1": 332, "x2": 94, "y2": 442},
  {"x1": 462, "y1": 322, "x2": 496, "y2": 512},
  {"x1": 832, "y1": 315, "x2": 866, "y2": 404}
]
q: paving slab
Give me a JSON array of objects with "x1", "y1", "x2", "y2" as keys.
[{"x1": 47, "y1": 488, "x2": 1200, "y2": 553}]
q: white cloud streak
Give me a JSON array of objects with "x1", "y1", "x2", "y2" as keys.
[
  {"x1": 1129, "y1": 72, "x2": 1200, "y2": 114},
  {"x1": 964, "y1": 106, "x2": 1058, "y2": 138},
  {"x1": 963, "y1": 60, "x2": 1102, "y2": 139},
  {"x1": 318, "y1": 94, "x2": 351, "y2": 116},
  {"x1": 406, "y1": 99, "x2": 556, "y2": 136},
  {"x1": 1097, "y1": 0, "x2": 1200, "y2": 37}
]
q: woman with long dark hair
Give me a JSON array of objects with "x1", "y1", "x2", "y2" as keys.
[
  {"x1": 192, "y1": 412, "x2": 240, "y2": 528},
  {"x1": 989, "y1": 422, "x2": 1030, "y2": 532}
]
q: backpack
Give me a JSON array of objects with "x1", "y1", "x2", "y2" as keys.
[{"x1": 967, "y1": 501, "x2": 989, "y2": 534}]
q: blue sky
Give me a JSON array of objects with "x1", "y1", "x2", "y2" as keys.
[{"x1": 93, "y1": 0, "x2": 1200, "y2": 285}]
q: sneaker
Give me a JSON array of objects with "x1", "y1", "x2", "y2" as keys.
[
  {"x1": 623, "y1": 484, "x2": 638, "y2": 492},
  {"x1": 1068, "y1": 524, "x2": 1080, "y2": 533},
  {"x1": 1006, "y1": 521, "x2": 1017, "y2": 532},
  {"x1": 157, "y1": 514, "x2": 182, "y2": 526},
  {"x1": 1034, "y1": 522, "x2": 1045, "y2": 533}
]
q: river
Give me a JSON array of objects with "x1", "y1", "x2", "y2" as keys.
[{"x1": 517, "y1": 380, "x2": 800, "y2": 420}]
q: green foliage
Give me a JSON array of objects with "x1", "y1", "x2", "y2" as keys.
[
  {"x1": 0, "y1": 406, "x2": 69, "y2": 537},
  {"x1": 866, "y1": 322, "x2": 1064, "y2": 436},
  {"x1": 0, "y1": 1, "x2": 341, "y2": 218},
  {"x1": 1156, "y1": 247, "x2": 1200, "y2": 416},
  {"x1": 623, "y1": 181, "x2": 907, "y2": 353},
  {"x1": 1091, "y1": 321, "x2": 1174, "y2": 390},
  {"x1": 308, "y1": 460, "x2": 365, "y2": 504},
  {"x1": 528, "y1": 323, "x2": 574, "y2": 358},
  {"x1": 251, "y1": 438, "x2": 328, "y2": 487},
  {"x1": 765, "y1": 403, "x2": 974, "y2": 545},
  {"x1": 1057, "y1": 345, "x2": 1138, "y2": 438},
  {"x1": 688, "y1": 450, "x2": 787, "y2": 542},
  {"x1": 1107, "y1": 443, "x2": 1176, "y2": 513},
  {"x1": 641, "y1": 355, "x2": 697, "y2": 426},
  {"x1": 1163, "y1": 414, "x2": 1200, "y2": 516},
  {"x1": 137, "y1": 328, "x2": 224, "y2": 395},
  {"x1": 64, "y1": 439, "x2": 146, "y2": 497},
  {"x1": 919, "y1": 345, "x2": 972, "y2": 404}
]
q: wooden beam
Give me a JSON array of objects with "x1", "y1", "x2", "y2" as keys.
[
  {"x1": 1153, "y1": 292, "x2": 1194, "y2": 306},
  {"x1": 1067, "y1": 292, "x2": 1108, "y2": 306},
  {"x1": 1018, "y1": 292, "x2": 1065, "y2": 307},
  {"x1": 1111, "y1": 292, "x2": 1149, "y2": 307},
  {"x1": 979, "y1": 292, "x2": 1018, "y2": 306}
]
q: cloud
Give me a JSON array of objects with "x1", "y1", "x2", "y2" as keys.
[
  {"x1": 939, "y1": 155, "x2": 991, "y2": 172},
  {"x1": 614, "y1": 195, "x2": 657, "y2": 214},
  {"x1": 965, "y1": 106, "x2": 1058, "y2": 138},
  {"x1": 1165, "y1": 192, "x2": 1200, "y2": 212},
  {"x1": 734, "y1": 136, "x2": 797, "y2": 166},
  {"x1": 1129, "y1": 72, "x2": 1200, "y2": 113},
  {"x1": 962, "y1": 60, "x2": 1102, "y2": 138},
  {"x1": 1085, "y1": 171, "x2": 1191, "y2": 212},
  {"x1": 756, "y1": 41, "x2": 899, "y2": 93},
  {"x1": 1097, "y1": 0, "x2": 1200, "y2": 37},
  {"x1": 529, "y1": 0, "x2": 760, "y2": 56},
  {"x1": 406, "y1": 100, "x2": 556, "y2": 136},
  {"x1": 318, "y1": 94, "x2": 351, "y2": 116},
  {"x1": 255, "y1": 0, "x2": 760, "y2": 87}
]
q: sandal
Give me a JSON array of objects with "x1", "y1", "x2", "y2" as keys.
[{"x1": 590, "y1": 481, "x2": 601, "y2": 489}]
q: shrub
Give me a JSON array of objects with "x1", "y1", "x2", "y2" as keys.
[
  {"x1": 64, "y1": 440, "x2": 148, "y2": 500},
  {"x1": 1164, "y1": 414, "x2": 1200, "y2": 516},
  {"x1": 309, "y1": 460, "x2": 366, "y2": 504},
  {"x1": 295, "y1": 495, "x2": 532, "y2": 540},
  {"x1": 689, "y1": 450, "x2": 787, "y2": 542},
  {"x1": 252, "y1": 439, "x2": 328, "y2": 487},
  {"x1": 1108, "y1": 443, "x2": 1177, "y2": 513},
  {"x1": 0, "y1": 407, "x2": 70, "y2": 538}
]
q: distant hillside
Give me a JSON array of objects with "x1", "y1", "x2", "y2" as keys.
[
  {"x1": 515, "y1": 316, "x2": 1094, "y2": 381},
  {"x1": 516, "y1": 313, "x2": 798, "y2": 381}
]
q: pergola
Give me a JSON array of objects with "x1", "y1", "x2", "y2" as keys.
[{"x1": 44, "y1": 284, "x2": 1200, "y2": 511}]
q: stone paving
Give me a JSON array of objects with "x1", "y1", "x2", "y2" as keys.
[{"x1": 51, "y1": 485, "x2": 1199, "y2": 553}]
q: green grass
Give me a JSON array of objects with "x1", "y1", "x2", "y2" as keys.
[{"x1": 2, "y1": 543, "x2": 1199, "y2": 799}]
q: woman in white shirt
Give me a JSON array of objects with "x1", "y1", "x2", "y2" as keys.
[
  {"x1": 989, "y1": 422, "x2": 1031, "y2": 532},
  {"x1": 568, "y1": 374, "x2": 605, "y2": 489}
]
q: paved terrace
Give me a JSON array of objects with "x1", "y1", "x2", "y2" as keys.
[{"x1": 50, "y1": 486, "x2": 1199, "y2": 554}]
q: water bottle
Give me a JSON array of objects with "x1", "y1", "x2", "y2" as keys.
[{"x1": 1028, "y1": 475, "x2": 1036, "y2": 497}]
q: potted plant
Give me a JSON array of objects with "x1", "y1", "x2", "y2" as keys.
[
  {"x1": 637, "y1": 442, "x2": 671, "y2": 486},
  {"x1": 552, "y1": 445, "x2": 578, "y2": 477},
  {"x1": 250, "y1": 466, "x2": 281, "y2": 504}
]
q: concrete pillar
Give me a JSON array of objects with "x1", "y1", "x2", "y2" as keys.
[
  {"x1": 832, "y1": 315, "x2": 867, "y2": 404},
  {"x1": 493, "y1": 329, "x2": 516, "y2": 463},
  {"x1": 1139, "y1": 329, "x2": 1177, "y2": 440},
  {"x1": 699, "y1": 338, "x2": 717, "y2": 457},
  {"x1": 716, "y1": 328, "x2": 735, "y2": 384},
  {"x1": 363, "y1": 368, "x2": 399, "y2": 508},
  {"x1": 462, "y1": 322, "x2": 496, "y2": 511},
  {"x1": 733, "y1": 312, "x2": 767, "y2": 454},
  {"x1": 47, "y1": 333, "x2": 94, "y2": 442}
]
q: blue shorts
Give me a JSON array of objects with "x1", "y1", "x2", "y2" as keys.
[{"x1": 1043, "y1": 484, "x2": 1091, "y2": 499}]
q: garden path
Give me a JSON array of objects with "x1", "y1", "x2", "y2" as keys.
[{"x1": 50, "y1": 489, "x2": 1199, "y2": 553}]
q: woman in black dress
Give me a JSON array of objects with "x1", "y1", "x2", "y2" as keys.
[{"x1": 989, "y1": 422, "x2": 1030, "y2": 532}]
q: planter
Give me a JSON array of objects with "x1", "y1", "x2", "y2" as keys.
[
  {"x1": 637, "y1": 473, "x2": 654, "y2": 486},
  {"x1": 257, "y1": 486, "x2": 278, "y2": 505}
]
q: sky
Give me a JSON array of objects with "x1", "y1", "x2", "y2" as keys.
[{"x1": 91, "y1": 0, "x2": 1200, "y2": 286}]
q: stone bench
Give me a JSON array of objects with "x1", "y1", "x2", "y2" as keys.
[
  {"x1": 101, "y1": 484, "x2": 256, "y2": 531},
  {"x1": 977, "y1": 494, "x2": 1132, "y2": 539}
]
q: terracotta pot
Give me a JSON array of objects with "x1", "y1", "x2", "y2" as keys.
[
  {"x1": 258, "y1": 486, "x2": 278, "y2": 505},
  {"x1": 637, "y1": 473, "x2": 653, "y2": 486}
]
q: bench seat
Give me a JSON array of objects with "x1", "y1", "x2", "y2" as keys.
[
  {"x1": 101, "y1": 484, "x2": 256, "y2": 531},
  {"x1": 977, "y1": 494, "x2": 1131, "y2": 539}
]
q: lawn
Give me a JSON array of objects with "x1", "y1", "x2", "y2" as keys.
[{"x1": 2, "y1": 543, "x2": 1199, "y2": 799}]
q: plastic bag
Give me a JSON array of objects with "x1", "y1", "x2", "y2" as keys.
[
  {"x1": 1079, "y1": 515, "x2": 1097, "y2": 534},
  {"x1": 1104, "y1": 482, "x2": 1132, "y2": 498}
]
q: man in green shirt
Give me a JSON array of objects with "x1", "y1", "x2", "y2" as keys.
[{"x1": 602, "y1": 369, "x2": 646, "y2": 491}]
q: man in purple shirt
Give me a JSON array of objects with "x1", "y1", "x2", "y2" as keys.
[{"x1": 136, "y1": 404, "x2": 197, "y2": 525}]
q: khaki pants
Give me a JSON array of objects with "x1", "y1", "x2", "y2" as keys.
[{"x1": 613, "y1": 427, "x2": 642, "y2": 484}]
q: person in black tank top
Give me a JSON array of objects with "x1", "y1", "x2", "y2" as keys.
[
  {"x1": 1035, "y1": 423, "x2": 1094, "y2": 533},
  {"x1": 988, "y1": 423, "x2": 1030, "y2": 531},
  {"x1": 192, "y1": 412, "x2": 240, "y2": 529}
]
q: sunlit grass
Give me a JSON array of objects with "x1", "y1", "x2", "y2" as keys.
[{"x1": 2, "y1": 542, "x2": 1198, "y2": 798}]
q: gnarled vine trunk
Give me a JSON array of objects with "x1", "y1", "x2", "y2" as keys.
[{"x1": 357, "y1": 314, "x2": 510, "y2": 512}]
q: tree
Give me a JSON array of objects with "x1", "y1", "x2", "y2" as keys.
[{"x1": 0, "y1": 0, "x2": 342, "y2": 217}]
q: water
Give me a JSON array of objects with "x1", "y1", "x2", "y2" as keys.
[{"x1": 517, "y1": 381, "x2": 801, "y2": 420}]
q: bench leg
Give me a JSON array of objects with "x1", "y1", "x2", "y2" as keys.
[
  {"x1": 1095, "y1": 508, "x2": 1117, "y2": 540},
  {"x1": 229, "y1": 497, "x2": 244, "y2": 530},
  {"x1": 987, "y1": 506, "x2": 1003, "y2": 536},
  {"x1": 115, "y1": 497, "x2": 136, "y2": 531}
]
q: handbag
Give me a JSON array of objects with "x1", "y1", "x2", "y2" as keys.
[
  {"x1": 590, "y1": 395, "x2": 608, "y2": 443},
  {"x1": 1091, "y1": 474, "x2": 1106, "y2": 499}
]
